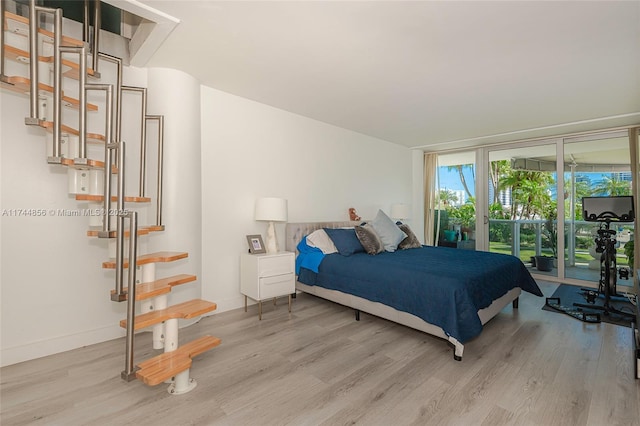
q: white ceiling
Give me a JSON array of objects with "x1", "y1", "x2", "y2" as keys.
[{"x1": 133, "y1": 1, "x2": 640, "y2": 151}]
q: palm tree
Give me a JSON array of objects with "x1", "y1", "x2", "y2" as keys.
[
  {"x1": 489, "y1": 160, "x2": 509, "y2": 204},
  {"x1": 500, "y1": 170, "x2": 554, "y2": 220},
  {"x1": 594, "y1": 175, "x2": 631, "y2": 196},
  {"x1": 438, "y1": 189, "x2": 458, "y2": 208},
  {"x1": 447, "y1": 164, "x2": 475, "y2": 200}
]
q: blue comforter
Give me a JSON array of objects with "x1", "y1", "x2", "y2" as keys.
[{"x1": 297, "y1": 245, "x2": 542, "y2": 343}]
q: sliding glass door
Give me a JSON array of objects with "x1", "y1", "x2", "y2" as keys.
[
  {"x1": 477, "y1": 130, "x2": 634, "y2": 286},
  {"x1": 435, "y1": 151, "x2": 477, "y2": 249},
  {"x1": 563, "y1": 132, "x2": 632, "y2": 284},
  {"x1": 486, "y1": 142, "x2": 561, "y2": 280}
]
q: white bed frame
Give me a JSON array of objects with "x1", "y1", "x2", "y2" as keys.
[{"x1": 285, "y1": 222, "x2": 521, "y2": 360}]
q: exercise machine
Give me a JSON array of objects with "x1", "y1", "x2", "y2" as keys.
[{"x1": 573, "y1": 196, "x2": 637, "y2": 322}]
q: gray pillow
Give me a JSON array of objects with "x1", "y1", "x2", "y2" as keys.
[
  {"x1": 370, "y1": 209, "x2": 407, "y2": 252},
  {"x1": 397, "y1": 223, "x2": 422, "y2": 249},
  {"x1": 355, "y1": 223, "x2": 384, "y2": 255}
]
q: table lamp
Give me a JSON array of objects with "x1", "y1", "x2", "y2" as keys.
[{"x1": 255, "y1": 197, "x2": 288, "y2": 253}]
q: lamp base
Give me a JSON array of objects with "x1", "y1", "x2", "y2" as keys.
[{"x1": 265, "y1": 221, "x2": 279, "y2": 253}]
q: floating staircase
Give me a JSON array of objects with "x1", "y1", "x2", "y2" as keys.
[{"x1": 1, "y1": 0, "x2": 219, "y2": 394}]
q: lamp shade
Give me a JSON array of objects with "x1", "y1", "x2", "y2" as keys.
[
  {"x1": 390, "y1": 203, "x2": 410, "y2": 220},
  {"x1": 255, "y1": 197, "x2": 288, "y2": 222}
]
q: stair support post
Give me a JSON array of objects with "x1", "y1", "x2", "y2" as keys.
[
  {"x1": 168, "y1": 369, "x2": 197, "y2": 395},
  {"x1": 164, "y1": 318, "x2": 179, "y2": 353},
  {"x1": 137, "y1": 262, "x2": 169, "y2": 350},
  {"x1": 121, "y1": 210, "x2": 139, "y2": 382},
  {"x1": 139, "y1": 263, "x2": 155, "y2": 314},
  {"x1": 152, "y1": 294, "x2": 168, "y2": 350}
]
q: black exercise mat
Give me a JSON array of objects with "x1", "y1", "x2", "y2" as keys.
[{"x1": 542, "y1": 284, "x2": 636, "y2": 328}]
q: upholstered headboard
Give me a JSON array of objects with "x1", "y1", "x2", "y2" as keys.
[{"x1": 285, "y1": 221, "x2": 360, "y2": 253}]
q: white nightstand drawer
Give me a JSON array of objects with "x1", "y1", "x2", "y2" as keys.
[
  {"x1": 259, "y1": 255, "x2": 294, "y2": 277},
  {"x1": 260, "y1": 273, "x2": 294, "y2": 299}
]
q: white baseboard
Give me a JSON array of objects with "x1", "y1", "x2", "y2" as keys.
[{"x1": 1, "y1": 324, "x2": 124, "y2": 368}]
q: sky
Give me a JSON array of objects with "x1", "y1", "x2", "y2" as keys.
[
  {"x1": 438, "y1": 167, "x2": 476, "y2": 196},
  {"x1": 438, "y1": 166, "x2": 620, "y2": 200}
]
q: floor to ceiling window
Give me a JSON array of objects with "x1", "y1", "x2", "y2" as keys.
[
  {"x1": 435, "y1": 151, "x2": 477, "y2": 250},
  {"x1": 427, "y1": 127, "x2": 637, "y2": 289},
  {"x1": 562, "y1": 132, "x2": 632, "y2": 286},
  {"x1": 480, "y1": 130, "x2": 634, "y2": 286},
  {"x1": 486, "y1": 142, "x2": 560, "y2": 280}
]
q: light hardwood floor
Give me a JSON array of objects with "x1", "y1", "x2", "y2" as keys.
[{"x1": 1, "y1": 281, "x2": 639, "y2": 426}]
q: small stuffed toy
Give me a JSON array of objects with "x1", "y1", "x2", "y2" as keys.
[{"x1": 349, "y1": 207, "x2": 361, "y2": 221}]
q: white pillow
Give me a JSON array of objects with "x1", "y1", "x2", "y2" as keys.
[
  {"x1": 370, "y1": 209, "x2": 407, "y2": 252},
  {"x1": 306, "y1": 229, "x2": 338, "y2": 254}
]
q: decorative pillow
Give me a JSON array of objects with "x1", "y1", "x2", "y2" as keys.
[
  {"x1": 397, "y1": 222, "x2": 422, "y2": 249},
  {"x1": 323, "y1": 228, "x2": 365, "y2": 256},
  {"x1": 306, "y1": 229, "x2": 338, "y2": 254},
  {"x1": 370, "y1": 209, "x2": 407, "y2": 252},
  {"x1": 355, "y1": 223, "x2": 384, "y2": 255}
]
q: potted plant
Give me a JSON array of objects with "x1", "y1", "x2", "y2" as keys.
[
  {"x1": 535, "y1": 255, "x2": 554, "y2": 271},
  {"x1": 624, "y1": 238, "x2": 634, "y2": 267}
]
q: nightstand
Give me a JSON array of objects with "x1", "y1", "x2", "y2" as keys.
[{"x1": 240, "y1": 251, "x2": 295, "y2": 319}]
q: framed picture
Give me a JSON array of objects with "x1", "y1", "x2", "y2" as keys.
[{"x1": 246, "y1": 234, "x2": 266, "y2": 254}]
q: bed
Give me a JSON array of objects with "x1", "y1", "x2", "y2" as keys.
[{"x1": 285, "y1": 221, "x2": 543, "y2": 361}]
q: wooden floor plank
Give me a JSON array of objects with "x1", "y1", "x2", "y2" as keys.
[{"x1": 1, "y1": 282, "x2": 638, "y2": 425}]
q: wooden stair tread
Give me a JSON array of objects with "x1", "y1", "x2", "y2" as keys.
[
  {"x1": 0, "y1": 75, "x2": 98, "y2": 110},
  {"x1": 75, "y1": 194, "x2": 152, "y2": 203},
  {"x1": 60, "y1": 158, "x2": 118, "y2": 172},
  {"x1": 103, "y1": 251, "x2": 188, "y2": 269},
  {"x1": 4, "y1": 11, "x2": 86, "y2": 48},
  {"x1": 142, "y1": 225, "x2": 165, "y2": 232},
  {"x1": 4, "y1": 44, "x2": 96, "y2": 79},
  {"x1": 87, "y1": 225, "x2": 164, "y2": 238},
  {"x1": 39, "y1": 120, "x2": 104, "y2": 143},
  {"x1": 136, "y1": 335, "x2": 221, "y2": 386},
  {"x1": 110, "y1": 274, "x2": 197, "y2": 301},
  {"x1": 87, "y1": 227, "x2": 151, "y2": 238},
  {"x1": 119, "y1": 299, "x2": 217, "y2": 330}
]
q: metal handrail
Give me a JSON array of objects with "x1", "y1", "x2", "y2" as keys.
[
  {"x1": 147, "y1": 115, "x2": 165, "y2": 228},
  {"x1": 81, "y1": 0, "x2": 101, "y2": 77},
  {"x1": 84, "y1": 82, "x2": 113, "y2": 235},
  {"x1": 50, "y1": 45, "x2": 87, "y2": 163},
  {"x1": 97, "y1": 53, "x2": 122, "y2": 145},
  {"x1": 121, "y1": 86, "x2": 148, "y2": 197},
  {"x1": 115, "y1": 141, "x2": 126, "y2": 293},
  {"x1": 120, "y1": 209, "x2": 138, "y2": 381},
  {"x1": 91, "y1": 0, "x2": 100, "y2": 77},
  {"x1": 26, "y1": 1, "x2": 63, "y2": 165},
  {"x1": 100, "y1": 142, "x2": 117, "y2": 237},
  {"x1": 0, "y1": 0, "x2": 8, "y2": 82}
]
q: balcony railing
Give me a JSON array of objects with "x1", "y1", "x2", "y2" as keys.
[{"x1": 488, "y1": 218, "x2": 633, "y2": 266}]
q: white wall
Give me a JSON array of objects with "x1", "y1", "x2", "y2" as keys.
[
  {"x1": 200, "y1": 86, "x2": 413, "y2": 311},
  {"x1": 145, "y1": 68, "x2": 202, "y2": 307},
  {"x1": 0, "y1": 63, "x2": 201, "y2": 366},
  {"x1": 0, "y1": 68, "x2": 412, "y2": 367},
  {"x1": 0, "y1": 89, "x2": 125, "y2": 366}
]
